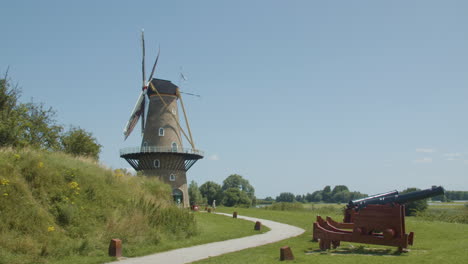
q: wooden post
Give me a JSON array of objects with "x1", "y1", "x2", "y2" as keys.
[
  {"x1": 109, "y1": 239, "x2": 122, "y2": 258},
  {"x1": 207, "y1": 208, "x2": 211, "y2": 213},
  {"x1": 254, "y1": 221, "x2": 261, "y2": 231},
  {"x1": 233, "y1": 211, "x2": 238, "y2": 218},
  {"x1": 280, "y1": 246, "x2": 294, "y2": 261}
]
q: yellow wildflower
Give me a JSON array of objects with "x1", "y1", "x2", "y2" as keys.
[
  {"x1": 68, "y1": 181, "x2": 79, "y2": 189},
  {"x1": 1, "y1": 179, "x2": 9, "y2": 185},
  {"x1": 3, "y1": 193, "x2": 8, "y2": 196},
  {"x1": 47, "y1": 226, "x2": 55, "y2": 232},
  {"x1": 37, "y1": 162, "x2": 44, "y2": 168},
  {"x1": 13, "y1": 154, "x2": 20, "y2": 160}
]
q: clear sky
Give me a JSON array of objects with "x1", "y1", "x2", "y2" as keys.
[{"x1": 1, "y1": 0, "x2": 467, "y2": 198}]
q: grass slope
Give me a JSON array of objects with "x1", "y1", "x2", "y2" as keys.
[
  {"x1": 195, "y1": 205, "x2": 467, "y2": 264},
  {"x1": 0, "y1": 148, "x2": 263, "y2": 264}
]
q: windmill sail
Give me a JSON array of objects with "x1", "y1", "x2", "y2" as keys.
[
  {"x1": 140, "y1": 30, "x2": 147, "y2": 134},
  {"x1": 123, "y1": 91, "x2": 145, "y2": 140}
]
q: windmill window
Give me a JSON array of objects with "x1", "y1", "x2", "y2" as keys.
[
  {"x1": 153, "y1": 159, "x2": 160, "y2": 168},
  {"x1": 172, "y1": 108, "x2": 176, "y2": 115},
  {"x1": 172, "y1": 142, "x2": 178, "y2": 152},
  {"x1": 169, "y1": 174, "x2": 176, "y2": 181},
  {"x1": 159, "y1": 127, "x2": 165, "y2": 136},
  {"x1": 143, "y1": 141, "x2": 148, "y2": 148}
]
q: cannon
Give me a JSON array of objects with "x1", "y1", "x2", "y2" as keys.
[
  {"x1": 313, "y1": 186, "x2": 444, "y2": 251},
  {"x1": 344, "y1": 190, "x2": 399, "y2": 223}
]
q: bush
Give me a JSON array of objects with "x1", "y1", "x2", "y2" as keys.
[
  {"x1": 222, "y1": 188, "x2": 252, "y2": 207},
  {"x1": 401, "y1": 187, "x2": 429, "y2": 216},
  {"x1": 264, "y1": 202, "x2": 304, "y2": 211},
  {"x1": 60, "y1": 126, "x2": 102, "y2": 160}
]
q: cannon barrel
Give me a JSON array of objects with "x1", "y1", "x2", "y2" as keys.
[
  {"x1": 348, "y1": 190, "x2": 399, "y2": 209},
  {"x1": 352, "y1": 186, "x2": 444, "y2": 209}
]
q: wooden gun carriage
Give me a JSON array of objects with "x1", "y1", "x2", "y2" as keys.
[{"x1": 313, "y1": 186, "x2": 444, "y2": 251}]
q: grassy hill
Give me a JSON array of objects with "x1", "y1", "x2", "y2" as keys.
[{"x1": 0, "y1": 148, "x2": 197, "y2": 264}]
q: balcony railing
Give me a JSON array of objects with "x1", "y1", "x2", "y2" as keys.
[{"x1": 120, "y1": 146, "x2": 204, "y2": 157}]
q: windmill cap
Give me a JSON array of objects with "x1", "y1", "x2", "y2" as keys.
[{"x1": 147, "y1": 78, "x2": 178, "y2": 96}]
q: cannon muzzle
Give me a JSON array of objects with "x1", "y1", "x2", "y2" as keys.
[{"x1": 350, "y1": 186, "x2": 444, "y2": 210}]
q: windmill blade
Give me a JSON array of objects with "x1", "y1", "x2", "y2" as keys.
[
  {"x1": 140, "y1": 94, "x2": 146, "y2": 135},
  {"x1": 123, "y1": 91, "x2": 145, "y2": 140},
  {"x1": 146, "y1": 46, "x2": 160, "y2": 84},
  {"x1": 141, "y1": 30, "x2": 146, "y2": 87},
  {"x1": 180, "y1": 91, "x2": 201, "y2": 97}
]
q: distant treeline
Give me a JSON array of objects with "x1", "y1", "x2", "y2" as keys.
[
  {"x1": 265, "y1": 185, "x2": 368, "y2": 204},
  {"x1": 260, "y1": 188, "x2": 468, "y2": 204},
  {"x1": 432, "y1": 191, "x2": 468, "y2": 201}
]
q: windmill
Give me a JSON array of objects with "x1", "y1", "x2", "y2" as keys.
[{"x1": 120, "y1": 31, "x2": 203, "y2": 208}]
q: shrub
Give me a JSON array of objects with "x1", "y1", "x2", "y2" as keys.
[{"x1": 264, "y1": 202, "x2": 304, "y2": 211}]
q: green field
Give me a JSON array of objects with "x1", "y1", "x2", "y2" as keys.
[{"x1": 194, "y1": 204, "x2": 467, "y2": 264}]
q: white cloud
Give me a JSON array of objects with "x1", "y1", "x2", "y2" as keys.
[
  {"x1": 443, "y1": 153, "x2": 462, "y2": 157},
  {"x1": 414, "y1": 157, "x2": 433, "y2": 164},
  {"x1": 416, "y1": 148, "x2": 435, "y2": 153},
  {"x1": 208, "y1": 154, "x2": 220, "y2": 161},
  {"x1": 444, "y1": 153, "x2": 463, "y2": 161}
]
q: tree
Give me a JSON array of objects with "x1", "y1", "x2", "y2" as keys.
[
  {"x1": 1, "y1": 76, "x2": 62, "y2": 150},
  {"x1": 331, "y1": 191, "x2": 353, "y2": 203},
  {"x1": 401, "y1": 187, "x2": 429, "y2": 216},
  {"x1": 222, "y1": 188, "x2": 251, "y2": 207},
  {"x1": 61, "y1": 126, "x2": 101, "y2": 160},
  {"x1": 295, "y1": 194, "x2": 305, "y2": 203},
  {"x1": 199, "y1": 181, "x2": 222, "y2": 206},
  {"x1": 188, "y1": 181, "x2": 205, "y2": 206},
  {"x1": 222, "y1": 174, "x2": 255, "y2": 200},
  {"x1": 322, "y1": 186, "x2": 332, "y2": 202},
  {"x1": 22, "y1": 102, "x2": 63, "y2": 150},
  {"x1": 0, "y1": 76, "x2": 22, "y2": 147},
  {"x1": 276, "y1": 192, "x2": 295, "y2": 202},
  {"x1": 331, "y1": 185, "x2": 349, "y2": 196}
]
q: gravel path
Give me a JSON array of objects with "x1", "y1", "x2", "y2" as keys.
[{"x1": 110, "y1": 212, "x2": 305, "y2": 264}]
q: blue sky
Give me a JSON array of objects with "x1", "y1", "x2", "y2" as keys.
[{"x1": 1, "y1": 0, "x2": 467, "y2": 198}]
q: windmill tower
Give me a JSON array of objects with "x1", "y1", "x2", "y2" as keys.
[{"x1": 120, "y1": 32, "x2": 203, "y2": 208}]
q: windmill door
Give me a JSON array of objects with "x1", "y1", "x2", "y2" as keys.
[{"x1": 173, "y1": 189, "x2": 183, "y2": 206}]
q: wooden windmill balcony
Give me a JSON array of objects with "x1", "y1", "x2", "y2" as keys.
[{"x1": 119, "y1": 146, "x2": 204, "y2": 171}]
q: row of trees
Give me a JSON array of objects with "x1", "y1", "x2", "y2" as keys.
[
  {"x1": 273, "y1": 185, "x2": 367, "y2": 204},
  {"x1": 1, "y1": 75, "x2": 101, "y2": 159},
  {"x1": 432, "y1": 191, "x2": 468, "y2": 202},
  {"x1": 269, "y1": 186, "x2": 434, "y2": 216},
  {"x1": 188, "y1": 174, "x2": 256, "y2": 207}
]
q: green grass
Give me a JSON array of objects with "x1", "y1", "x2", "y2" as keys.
[
  {"x1": 49, "y1": 212, "x2": 267, "y2": 264},
  {"x1": 417, "y1": 204, "x2": 468, "y2": 224},
  {"x1": 0, "y1": 148, "x2": 266, "y2": 264},
  {"x1": 194, "y1": 206, "x2": 467, "y2": 264}
]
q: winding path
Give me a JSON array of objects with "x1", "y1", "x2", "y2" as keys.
[{"x1": 110, "y1": 212, "x2": 305, "y2": 264}]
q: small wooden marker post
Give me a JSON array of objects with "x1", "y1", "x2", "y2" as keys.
[
  {"x1": 109, "y1": 239, "x2": 122, "y2": 258},
  {"x1": 207, "y1": 208, "x2": 212, "y2": 213},
  {"x1": 233, "y1": 211, "x2": 238, "y2": 218},
  {"x1": 280, "y1": 246, "x2": 294, "y2": 261},
  {"x1": 254, "y1": 221, "x2": 261, "y2": 231}
]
